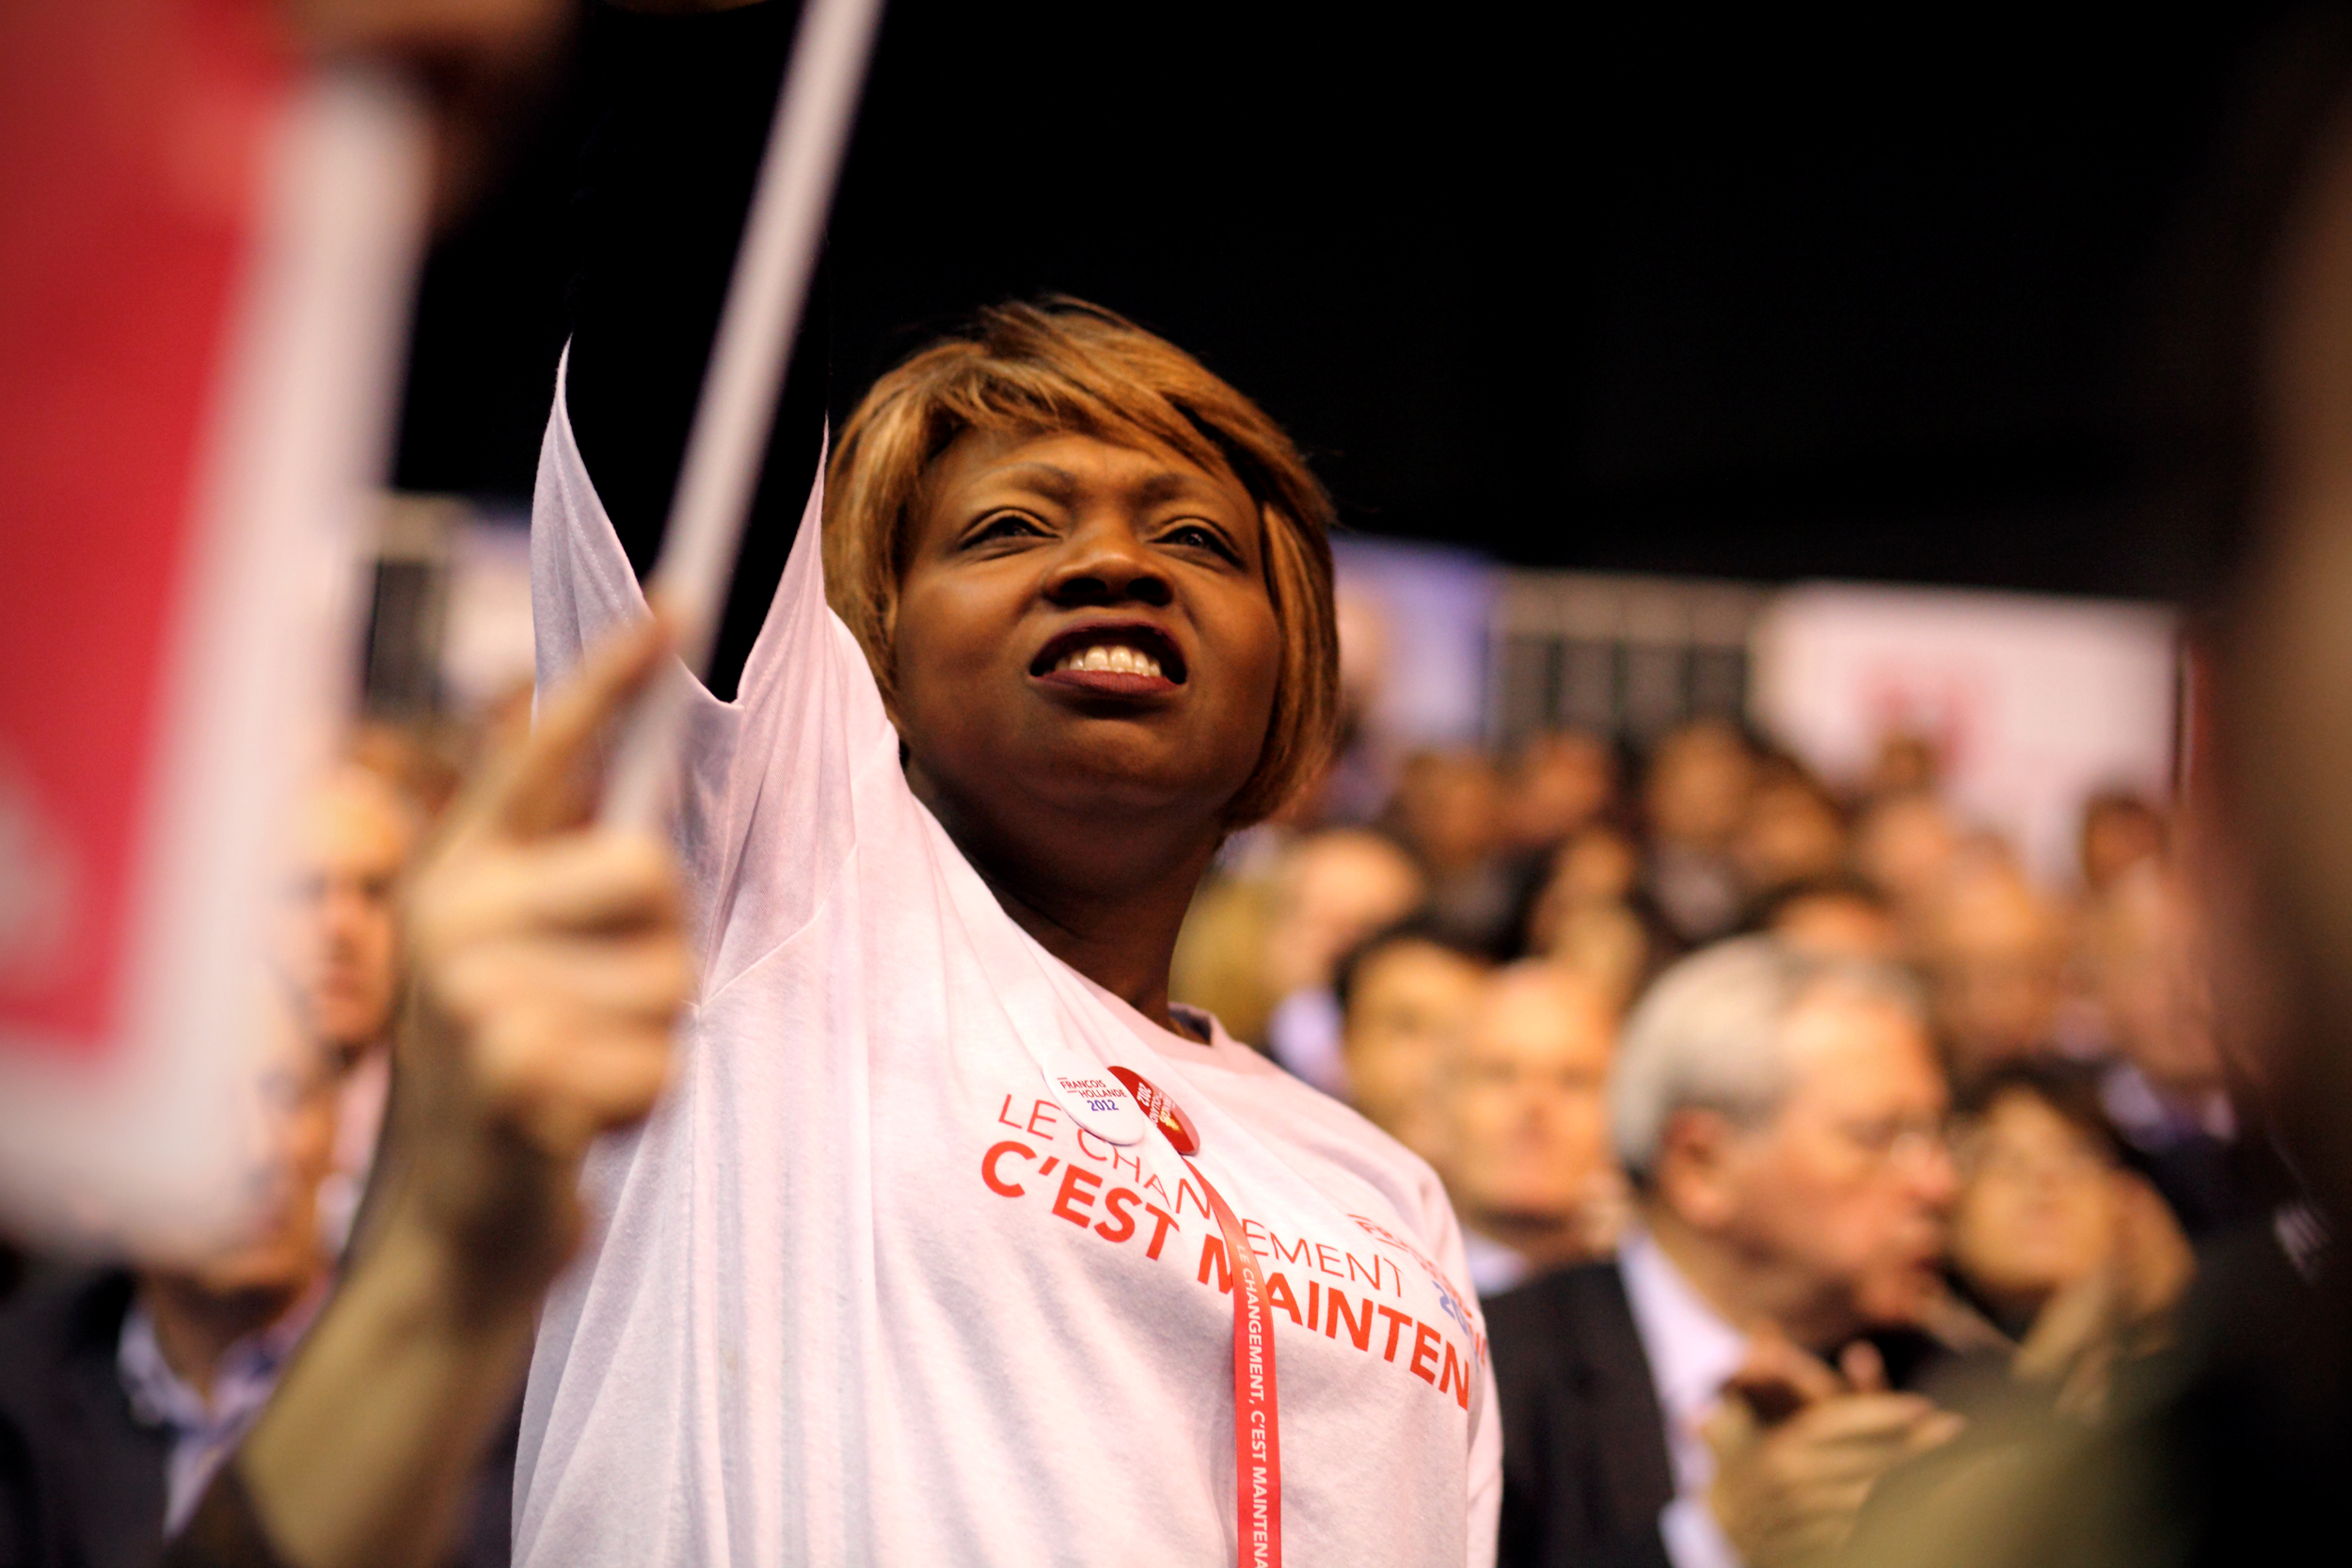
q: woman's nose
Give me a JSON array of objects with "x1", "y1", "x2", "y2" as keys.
[{"x1": 1043, "y1": 524, "x2": 1172, "y2": 608}]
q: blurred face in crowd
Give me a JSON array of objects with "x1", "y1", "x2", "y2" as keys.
[
  {"x1": 1770, "y1": 887, "x2": 1903, "y2": 963},
  {"x1": 2091, "y1": 863, "x2": 2223, "y2": 1099},
  {"x1": 1645, "y1": 719, "x2": 1754, "y2": 853},
  {"x1": 1734, "y1": 770, "x2": 1848, "y2": 896},
  {"x1": 1342, "y1": 937, "x2": 1486, "y2": 1163},
  {"x1": 1556, "y1": 825, "x2": 1640, "y2": 908},
  {"x1": 1540, "y1": 902, "x2": 1651, "y2": 1016},
  {"x1": 1852, "y1": 791, "x2": 1960, "y2": 919},
  {"x1": 1264, "y1": 829, "x2": 1425, "y2": 996},
  {"x1": 1525, "y1": 826, "x2": 1643, "y2": 958},
  {"x1": 1948, "y1": 1086, "x2": 2117, "y2": 1324},
  {"x1": 1662, "y1": 984, "x2": 1954, "y2": 1344},
  {"x1": 1391, "y1": 749, "x2": 1504, "y2": 873},
  {"x1": 2080, "y1": 795, "x2": 2165, "y2": 895},
  {"x1": 1923, "y1": 858, "x2": 2066, "y2": 1079},
  {"x1": 283, "y1": 765, "x2": 417, "y2": 1056},
  {"x1": 181, "y1": 994, "x2": 339, "y2": 1300},
  {"x1": 1503, "y1": 731, "x2": 1614, "y2": 850},
  {"x1": 1864, "y1": 733, "x2": 1941, "y2": 800},
  {"x1": 1447, "y1": 965, "x2": 1617, "y2": 1227},
  {"x1": 1527, "y1": 828, "x2": 1642, "y2": 952}
]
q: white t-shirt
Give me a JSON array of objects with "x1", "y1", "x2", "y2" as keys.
[{"x1": 513, "y1": 364, "x2": 1501, "y2": 1567}]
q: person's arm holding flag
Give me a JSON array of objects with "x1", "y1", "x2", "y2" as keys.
[{"x1": 167, "y1": 616, "x2": 692, "y2": 1568}]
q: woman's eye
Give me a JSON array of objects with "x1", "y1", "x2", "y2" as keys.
[
  {"x1": 1163, "y1": 522, "x2": 1238, "y2": 561},
  {"x1": 971, "y1": 511, "x2": 1044, "y2": 543}
]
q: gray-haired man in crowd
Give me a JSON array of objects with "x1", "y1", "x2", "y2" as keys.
[{"x1": 1486, "y1": 937, "x2": 1964, "y2": 1568}]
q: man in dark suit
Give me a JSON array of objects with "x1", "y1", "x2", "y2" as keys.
[
  {"x1": 1487, "y1": 938, "x2": 1963, "y2": 1568},
  {"x1": 0, "y1": 1271, "x2": 172, "y2": 1568},
  {"x1": 0, "y1": 992, "x2": 342, "y2": 1568},
  {"x1": 0, "y1": 990, "x2": 520, "y2": 1568}
]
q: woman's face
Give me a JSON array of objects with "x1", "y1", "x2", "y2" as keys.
[
  {"x1": 891, "y1": 428, "x2": 1283, "y2": 852},
  {"x1": 1949, "y1": 1089, "x2": 2117, "y2": 1319}
]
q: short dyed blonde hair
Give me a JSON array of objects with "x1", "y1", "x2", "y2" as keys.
[{"x1": 823, "y1": 298, "x2": 1340, "y2": 826}]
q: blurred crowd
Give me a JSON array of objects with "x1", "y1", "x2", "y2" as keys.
[
  {"x1": 0, "y1": 682, "x2": 2241, "y2": 1567},
  {"x1": 0, "y1": 719, "x2": 516, "y2": 1568},
  {"x1": 9, "y1": 2, "x2": 2346, "y2": 1565},
  {"x1": 1172, "y1": 709, "x2": 2248, "y2": 1560},
  {"x1": 1187, "y1": 714, "x2": 2237, "y2": 1245}
]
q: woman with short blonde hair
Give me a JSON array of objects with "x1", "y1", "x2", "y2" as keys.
[
  {"x1": 822, "y1": 298, "x2": 1341, "y2": 828},
  {"x1": 515, "y1": 6, "x2": 1499, "y2": 1564}
]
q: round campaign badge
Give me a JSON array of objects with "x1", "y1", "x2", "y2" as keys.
[
  {"x1": 1109, "y1": 1066, "x2": 1200, "y2": 1157},
  {"x1": 1046, "y1": 1068, "x2": 1152, "y2": 1146}
]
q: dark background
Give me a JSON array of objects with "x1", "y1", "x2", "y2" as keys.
[{"x1": 391, "y1": 1, "x2": 2308, "y2": 597}]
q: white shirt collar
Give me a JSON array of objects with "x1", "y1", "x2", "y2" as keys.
[
  {"x1": 118, "y1": 1282, "x2": 326, "y2": 1535},
  {"x1": 1618, "y1": 1227, "x2": 1748, "y2": 1454},
  {"x1": 1460, "y1": 1228, "x2": 1532, "y2": 1297}
]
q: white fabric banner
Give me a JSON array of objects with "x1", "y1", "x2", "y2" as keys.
[{"x1": 1750, "y1": 582, "x2": 2178, "y2": 885}]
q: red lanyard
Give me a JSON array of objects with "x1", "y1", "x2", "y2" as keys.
[{"x1": 1113, "y1": 1067, "x2": 1282, "y2": 1567}]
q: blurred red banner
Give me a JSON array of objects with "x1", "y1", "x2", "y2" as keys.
[{"x1": 0, "y1": 0, "x2": 291, "y2": 1055}]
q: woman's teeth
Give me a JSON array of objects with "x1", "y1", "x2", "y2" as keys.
[{"x1": 1054, "y1": 643, "x2": 1163, "y2": 678}]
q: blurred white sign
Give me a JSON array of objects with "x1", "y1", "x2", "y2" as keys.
[
  {"x1": 1750, "y1": 582, "x2": 2178, "y2": 885},
  {"x1": 440, "y1": 516, "x2": 537, "y2": 717},
  {"x1": 1331, "y1": 536, "x2": 1496, "y2": 749}
]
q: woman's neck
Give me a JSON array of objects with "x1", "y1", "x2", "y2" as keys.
[
  {"x1": 985, "y1": 875, "x2": 1198, "y2": 1035},
  {"x1": 912, "y1": 768, "x2": 1221, "y2": 1038}
]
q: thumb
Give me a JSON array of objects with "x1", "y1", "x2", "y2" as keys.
[
  {"x1": 1840, "y1": 1339, "x2": 1889, "y2": 1393},
  {"x1": 1725, "y1": 1326, "x2": 1844, "y2": 1423},
  {"x1": 1702, "y1": 1393, "x2": 1761, "y2": 1465},
  {"x1": 462, "y1": 613, "x2": 675, "y2": 846}
]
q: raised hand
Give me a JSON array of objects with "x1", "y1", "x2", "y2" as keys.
[
  {"x1": 219, "y1": 617, "x2": 691, "y2": 1568},
  {"x1": 391, "y1": 612, "x2": 691, "y2": 1294},
  {"x1": 1706, "y1": 1332, "x2": 1965, "y2": 1568}
]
